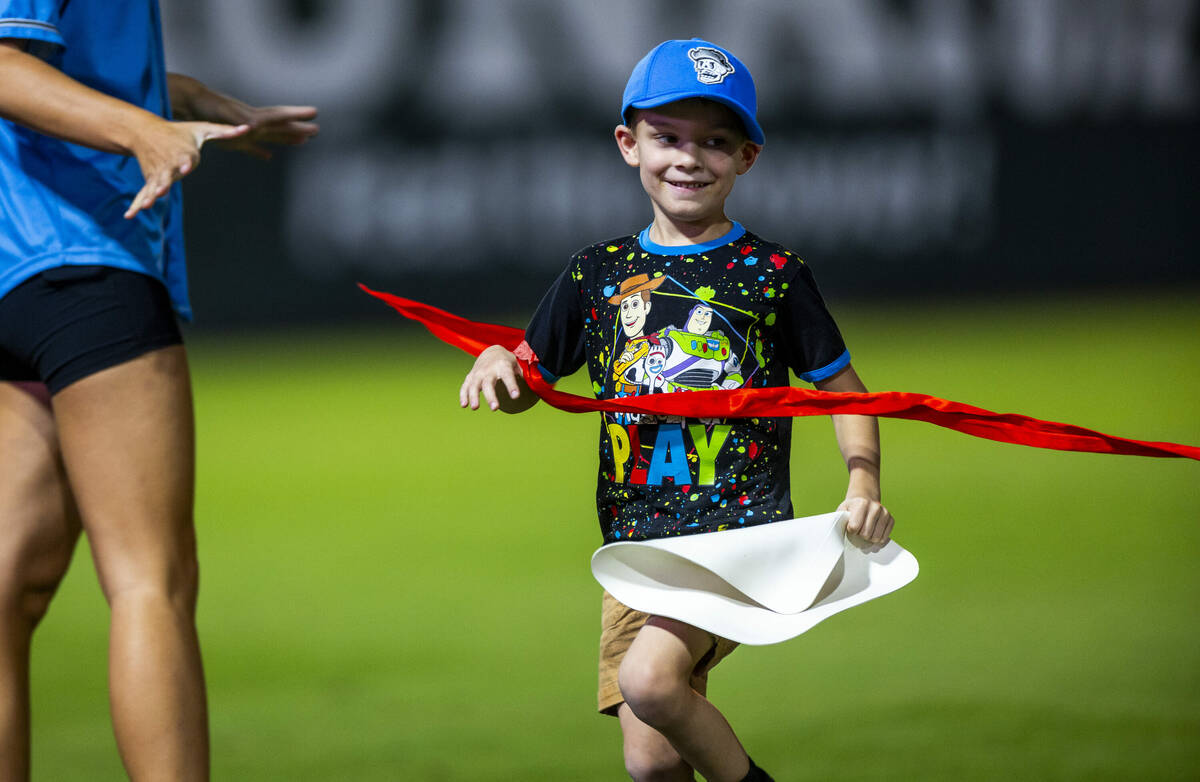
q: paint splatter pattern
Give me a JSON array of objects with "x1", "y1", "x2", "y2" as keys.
[{"x1": 525, "y1": 227, "x2": 848, "y2": 544}]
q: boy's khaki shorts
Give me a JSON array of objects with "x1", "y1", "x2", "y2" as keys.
[{"x1": 598, "y1": 591, "x2": 739, "y2": 715}]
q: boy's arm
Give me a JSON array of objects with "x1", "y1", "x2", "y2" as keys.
[
  {"x1": 812, "y1": 364, "x2": 895, "y2": 544},
  {"x1": 0, "y1": 40, "x2": 250, "y2": 218},
  {"x1": 460, "y1": 345, "x2": 539, "y2": 414}
]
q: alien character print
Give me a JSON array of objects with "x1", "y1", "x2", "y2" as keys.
[{"x1": 525, "y1": 223, "x2": 850, "y2": 544}]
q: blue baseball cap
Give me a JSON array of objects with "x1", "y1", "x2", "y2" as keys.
[{"x1": 621, "y1": 39, "x2": 764, "y2": 145}]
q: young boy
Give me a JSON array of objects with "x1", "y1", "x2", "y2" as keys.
[{"x1": 460, "y1": 39, "x2": 893, "y2": 782}]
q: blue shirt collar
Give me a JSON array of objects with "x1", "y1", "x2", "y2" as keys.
[{"x1": 637, "y1": 221, "x2": 746, "y2": 255}]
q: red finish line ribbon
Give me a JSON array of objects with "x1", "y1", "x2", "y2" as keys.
[{"x1": 360, "y1": 284, "x2": 1200, "y2": 461}]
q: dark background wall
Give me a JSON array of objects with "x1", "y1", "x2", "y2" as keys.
[{"x1": 164, "y1": 0, "x2": 1199, "y2": 329}]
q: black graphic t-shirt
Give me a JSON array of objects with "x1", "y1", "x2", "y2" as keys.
[{"x1": 525, "y1": 222, "x2": 849, "y2": 544}]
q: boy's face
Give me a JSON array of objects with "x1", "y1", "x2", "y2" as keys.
[{"x1": 615, "y1": 99, "x2": 760, "y2": 235}]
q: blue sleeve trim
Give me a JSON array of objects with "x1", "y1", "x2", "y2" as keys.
[
  {"x1": 536, "y1": 365, "x2": 559, "y2": 384},
  {"x1": 0, "y1": 18, "x2": 64, "y2": 47},
  {"x1": 798, "y1": 349, "x2": 851, "y2": 383}
]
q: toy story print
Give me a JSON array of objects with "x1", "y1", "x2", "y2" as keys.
[
  {"x1": 606, "y1": 274, "x2": 748, "y2": 422},
  {"x1": 524, "y1": 225, "x2": 850, "y2": 543}
]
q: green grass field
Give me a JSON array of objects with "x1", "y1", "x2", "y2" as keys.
[{"x1": 28, "y1": 291, "x2": 1200, "y2": 780}]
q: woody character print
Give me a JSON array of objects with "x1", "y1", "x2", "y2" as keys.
[{"x1": 609, "y1": 274, "x2": 667, "y2": 402}]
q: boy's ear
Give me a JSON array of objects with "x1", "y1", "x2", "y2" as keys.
[
  {"x1": 614, "y1": 124, "x2": 640, "y2": 167},
  {"x1": 736, "y1": 140, "x2": 762, "y2": 175}
]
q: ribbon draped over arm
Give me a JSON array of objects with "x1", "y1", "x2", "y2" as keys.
[{"x1": 360, "y1": 284, "x2": 1200, "y2": 461}]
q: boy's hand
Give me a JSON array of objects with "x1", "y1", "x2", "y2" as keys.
[
  {"x1": 459, "y1": 345, "x2": 536, "y2": 413},
  {"x1": 838, "y1": 496, "x2": 894, "y2": 545}
]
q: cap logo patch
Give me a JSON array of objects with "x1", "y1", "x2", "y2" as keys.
[{"x1": 688, "y1": 46, "x2": 735, "y2": 85}]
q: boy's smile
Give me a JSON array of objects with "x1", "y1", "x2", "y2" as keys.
[{"x1": 615, "y1": 99, "x2": 760, "y2": 246}]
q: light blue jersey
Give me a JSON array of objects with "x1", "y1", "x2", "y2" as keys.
[{"x1": 0, "y1": 0, "x2": 190, "y2": 319}]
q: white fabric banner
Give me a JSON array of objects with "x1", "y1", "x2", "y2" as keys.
[{"x1": 591, "y1": 511, "x2": 919, "y2": 645}]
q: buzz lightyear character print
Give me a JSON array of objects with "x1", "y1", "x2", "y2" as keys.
[{"x1": 654, "y1": 303, "x2": 745, "y2": 392}]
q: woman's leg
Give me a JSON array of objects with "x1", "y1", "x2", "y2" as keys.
[
  {"x1": 51, "y1": 346, "x2": 209, "y2": 781},
  {"x1": 0, "y1": 383, "x2": 82, "y2": 781}
]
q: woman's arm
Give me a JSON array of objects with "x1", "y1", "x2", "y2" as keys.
[
  {"x1": 167, "y1": 73, "x2": 318, "y2": 160},
  {"x1": 0, "y1": 40, "x2": 249, "y2": 217}
]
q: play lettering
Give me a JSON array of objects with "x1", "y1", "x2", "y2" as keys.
[{"x1": 607, "y1": 423, "x2": 732, "y2": 486}]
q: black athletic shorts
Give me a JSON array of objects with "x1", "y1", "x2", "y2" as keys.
[{"x1": 0, "y1": 265, "x2": 183, "y2": 395}]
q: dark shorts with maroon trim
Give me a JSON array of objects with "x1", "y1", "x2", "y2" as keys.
[{"x1": 0, "y1": 265, "x2": 183, "y2": 395}]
